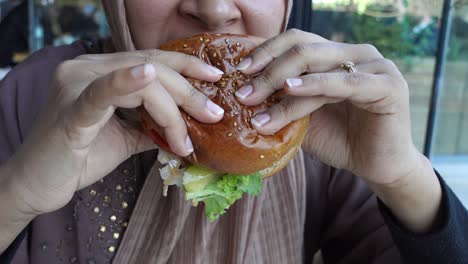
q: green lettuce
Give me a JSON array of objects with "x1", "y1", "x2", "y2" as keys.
[{"x1": 183, "y1": 166, "x2": 262, "y2": 222}]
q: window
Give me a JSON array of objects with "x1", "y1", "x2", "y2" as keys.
[
  {"x1": 430, "y1": 1, "x2": 468, "y2": 204},
  {"x1": 307, "y1": 0, "x2": 442, "y2": 151},
  {"x1": 302, "y1": 0, "x2": 467, "y2": 204},
  {"x1": 0, "y1": 0, "x2": 108, "y2": 69},
  {"x1": 26, "y1": 0, "x2": 107, "y2": 52}
]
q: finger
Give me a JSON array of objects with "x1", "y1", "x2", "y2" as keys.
[
  {"x1": 62, "y1": 64, "x2": 156, "y2": 150},
  {"x1": 77, "y1": 50, "x2": 224, "y2": 82},
  {"x1": 141, "y1": 79, "x2": 193, "y2": 157},
  {"x1": 70, "y1": 64, "x2": 193, "y2": 157},
  {"x1": 236, "y1": 29, "x2": 328, "y2": 74},
  {"x1": 236, "y1": 42, "x2": 384, "y2": 106},
  {"x1": 251, "y1": 96, "x2": 329, "y2": 135},
  {"x1": 72, "y1": 64, "x2": 157, "y2": 128},
  {"x1": 77, "y1": 60, "x2": 223, "y2": 125},
  {"x1": 153, "y1": 51, "x2": 224, "y2": 80},
  {"x1": 329, "y1": 58, "x2": 400, "y2": 75},
  {"x1": 153, "y1": 65, "x2": 225, "y2": 123},
  {"x1": 124, "y1": 125, "x2": 158, "y2": 154},
  {"x1": 284, "y1": 72, "x2": 400, "y2": 113},
  {"x1": 111, "y1": 117, "x2": 158, "y2": 155}
]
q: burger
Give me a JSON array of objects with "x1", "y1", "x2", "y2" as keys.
[{"x1": 140, "y1": 33, "x2": 309, "y2": 221}]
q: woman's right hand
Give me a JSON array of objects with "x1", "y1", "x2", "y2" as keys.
[{"x1": 4, "y1": 50, "x2": 225, "y2": 216}]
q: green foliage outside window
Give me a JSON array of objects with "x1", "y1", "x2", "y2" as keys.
[{"x1": 314, "y1": 2, "x2": 467, "y2": 62}]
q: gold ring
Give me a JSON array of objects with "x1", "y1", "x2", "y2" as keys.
[{"x1": 340, "y1": 61, "x2": 357, "y2": 73}]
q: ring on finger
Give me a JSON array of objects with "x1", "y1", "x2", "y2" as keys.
[{"x1": 340, "y1": 61, "x2": 357, "y2": 73}]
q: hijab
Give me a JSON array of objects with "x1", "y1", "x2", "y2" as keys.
[{"x1": 99, "y1": 1, "x2": 298, "y2": 263}]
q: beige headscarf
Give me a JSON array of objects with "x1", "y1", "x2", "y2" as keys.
[{"x1": 100, "y1": 1, "x2": 297, "y2": 263}]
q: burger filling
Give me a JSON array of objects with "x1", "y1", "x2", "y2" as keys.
[{"x1": 158, "y1": 150, "x2": 262, "y2": 221}]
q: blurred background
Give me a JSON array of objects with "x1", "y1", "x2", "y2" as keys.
[{"x1": 0, "y1": 0, "x2": 467, "y2": 203}]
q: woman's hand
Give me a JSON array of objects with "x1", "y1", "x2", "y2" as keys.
[
  {"x1": 235, "y1": 29, "x2": 415, "y2": 185},
  {"x1": 235, "y1": 29, "x2": 442, "y2": 233},
  {"x1": 6, "y1": 50, "x2": 225, "y2": 216}
]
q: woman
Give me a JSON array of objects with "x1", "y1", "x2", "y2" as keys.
[{"x1": 0, "y1": 0, "x2": 467, "y2": 263}]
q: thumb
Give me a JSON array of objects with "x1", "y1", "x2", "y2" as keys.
[{"x1": 118, "y1": 119, "x2": 158, "y2": 156}]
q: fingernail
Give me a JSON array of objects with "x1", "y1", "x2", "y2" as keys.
[
  {"x1": 286, "y1": 78, "x2": 303, "y2": 89},
  {"x1": 206, "y1": 100, "x2": 225, "y2": 116},
  {"x1": 207, "y1": 65, "x2": 224, "y2": 75},
  {"x1": 186, "y1": 135, "x2": 194, "y2": 153},
  {"x1": 252, "y1": 113, "x2": 271, "y2": 127},
  {"x1": 235, "y1": 85, "x2": 253, "y2": 99},
  {"x1": 131, "y1": 64, "x2": 155, "y2": 79},
  {"x1": 237, "y1": 57, "x2": 252, "y2": 71}
]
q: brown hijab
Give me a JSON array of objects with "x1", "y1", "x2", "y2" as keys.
[{"x1": 99, "y1": 1, "x2": 301, "y2": 263}]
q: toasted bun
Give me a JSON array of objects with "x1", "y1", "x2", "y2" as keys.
[{"x1": 140, "y1": 33, "x2": 309, "y2": 176}]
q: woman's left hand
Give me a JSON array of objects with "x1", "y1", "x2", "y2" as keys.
[
  {"x1": 236, "y1": 29, "x2": 418, "y2": 187},
  {"x1": 235, "y1": 29, "x2": 442, "y2": 233}
]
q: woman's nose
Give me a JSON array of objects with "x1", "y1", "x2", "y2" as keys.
[{"x1": 179, "y1": 0, "x2": 241, "y2": 30}]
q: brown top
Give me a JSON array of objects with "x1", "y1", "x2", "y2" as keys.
[{"x1": 0, "y1": 42, "x2": 402, "y2": 263}]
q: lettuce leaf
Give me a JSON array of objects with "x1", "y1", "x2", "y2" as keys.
[{"x1": 183, "y1": 166, "x2": 262, "y2": 222}]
